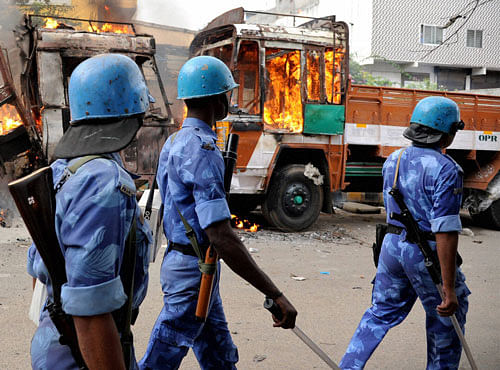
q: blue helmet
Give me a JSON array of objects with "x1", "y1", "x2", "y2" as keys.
[
  {"x1": 177, "y1": 56, "x2": 238, "y2": 99},
  {"x1": 410, "y1": 96, "x2": 464, "y2": 134},
  {"x1": 69, "y1": 54, "x2": 150, "y2": 123}
]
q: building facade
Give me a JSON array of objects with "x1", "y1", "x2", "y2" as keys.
[
  {"x1": 263, "y1": 0, "x2": 500, "y2": 92},
  {"x1": 367, "y1": 0, "x2": 500, "y2": 90}
]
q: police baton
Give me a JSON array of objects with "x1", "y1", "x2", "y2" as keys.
[{"x1": 264, "y1": 298, "x2": 340, "y2": 370}]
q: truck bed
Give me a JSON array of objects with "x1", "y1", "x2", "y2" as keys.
[{"x1": 345, "y1": 84, "x2": 500, "y2": 156}]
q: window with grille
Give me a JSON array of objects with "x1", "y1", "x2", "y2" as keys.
[
  {"x1": 466, "y1": 29, "x2": 483, "y2": 48},
  {"x1": 420, "y1": 25, "x2": 443, "y2": 45}
]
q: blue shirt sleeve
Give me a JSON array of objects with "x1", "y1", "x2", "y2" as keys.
[
  {"x1": 58, "y1": 160, "x2": 134, "y2": 316},
  {"x1": 429, "y1": 161, "x2": 463, "y2": 233},
  {"x1": 171, "y1": 132, "x2": 231, "y2": 229},
  {"x1": 27, "y1": 244, "x2": 37, "y2": 278}
]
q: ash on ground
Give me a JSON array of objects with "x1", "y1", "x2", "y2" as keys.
[{"x1": 233, "y1": 211, "x2": 379, "y2": 247}]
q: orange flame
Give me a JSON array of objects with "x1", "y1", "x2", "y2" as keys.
[
  {"x1": 263, "y1": 49, "x2": 302, "y2": 133},
  {"x1": 263, "y1": 48, "x2": 344, "y2": 132},
  {"x1": 0, "y1": 104, "x2": 23, "y2": 135},
  {"x1": 44, "y1": 17, "x2": 131, "y2": 34},
  {"x1": 104, "y1": 5, "x2": 110, "y2": 11},
  {"x1": 325, "y1": 49, "x2": 344, "y2": 104},
  {"x1": 43, "y1": 17, "x2": 60, "y2": 29},
  {"x1": 307, "y1": 51, "x2": 321, "y2": 101},
  {"x1": 0, "y1": 209, "x2": 6, "y2": 227},
  {"x1": 230, "y1": 214, "x2": 260, "y2": 232},
  {"x1": 88, "y1": 23, "x2": 132, "y2": 34}
]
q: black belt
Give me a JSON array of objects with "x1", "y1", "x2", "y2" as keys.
[
  {"x1": 170, "y1": 242, "x2": 208, "y2": 257},
  {"x1": 387, "y1": 224, "x2": 436, "y2": 241},
  {"x1": 387, "y1": 224, "x2": 462, "y2": 266}
]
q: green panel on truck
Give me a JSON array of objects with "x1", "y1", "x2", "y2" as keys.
[{"x1": 304, "y1": 104, "x2": 345, "y2": 135}]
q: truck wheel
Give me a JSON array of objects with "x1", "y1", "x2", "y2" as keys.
[
  {"x1": 262, "y1": 164, "x2": 323, "y2": 232},
  {"x1": 469, "y1": 199, "x2": 500, "y2": 230}
]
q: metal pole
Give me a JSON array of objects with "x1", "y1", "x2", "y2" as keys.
[
  {"x1": 436, "y1": 284, "x2": 478, "y2": 370},
  {"x1": 264, "y1": 298, "x2": 340, "y2": 369},
  {"x1": 290, "y1": 326, "x2": 340, "y2": 369}
]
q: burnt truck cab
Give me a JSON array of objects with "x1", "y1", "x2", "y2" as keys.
[
  {"x1": 18, "y1": 15, "x2": 174, "y2": 183},
  {"x1": 190, "y1": 8, "x2": 349, "y2": 231}
]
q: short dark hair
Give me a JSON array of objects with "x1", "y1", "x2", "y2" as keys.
[{"x1": 184, "y1": 96, "x2": 216, "y2": 110}]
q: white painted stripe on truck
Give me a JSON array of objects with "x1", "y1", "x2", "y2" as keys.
[
  {"x1": 345, "y1": 123, "x2": 500, "y2": 151},
  {"x1": 231, "y1": 132, "x2": 343, "y2": 193}
]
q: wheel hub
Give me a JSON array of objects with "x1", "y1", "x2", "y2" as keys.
[
  {"x1": 293, "y1": 195, "x2": 303, "y2": 204},
  {"x1": 283, "y1": 183, "x2": 310, "y2": 216}
]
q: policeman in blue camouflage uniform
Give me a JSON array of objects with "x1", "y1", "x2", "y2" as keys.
[
  {"x1": 340, "y1": 96, "x2": 471, "y2": 370},
  {"x1": 139, "y1": 56, "x2": 297, "y2": 369},
  {"x1": 27, "y1": 54, "x2": 152, "y2": 370}
]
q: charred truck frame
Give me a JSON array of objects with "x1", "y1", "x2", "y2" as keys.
[
  {"x1": 191, "y1": 8, "x2": 349, "y2": 232},
  {"x1": 191, "y1": 8, "x2": 500, "y2": 232},
  {"x1": 1, "y1": 15, "x2": 173, "y2": 183}
]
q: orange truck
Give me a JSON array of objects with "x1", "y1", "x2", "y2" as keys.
[{"x1": 189, "y1": 8, "x2": 500, "y2": 232}]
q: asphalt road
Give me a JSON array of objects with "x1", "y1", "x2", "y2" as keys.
[{"x1": 0, "y1": 209, "x2": 498, "y2": 369}]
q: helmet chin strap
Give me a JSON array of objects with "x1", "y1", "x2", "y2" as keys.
[{"x1": 219, "y1": 93, "x2": 229, "y2": 119}]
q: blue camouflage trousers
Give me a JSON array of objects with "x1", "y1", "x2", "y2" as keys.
[
  {"x1": 340, "y1": 233, "x2": 470, "y2": 370},
  {"x1": 139, "y1": 249, "x2": 238, "y2": 370}
]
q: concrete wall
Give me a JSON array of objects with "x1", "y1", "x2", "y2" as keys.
[{"x1": 371, "y1": 0, "x2": 500, "y2": 69}]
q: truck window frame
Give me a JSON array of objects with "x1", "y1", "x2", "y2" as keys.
[{"x1": 232, "y1": 39, "x2": 261, "y2": 116}]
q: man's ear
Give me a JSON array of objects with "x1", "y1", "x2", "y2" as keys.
[{"x1": 215, "y1": 93, "x2": 229, "y2": 120}]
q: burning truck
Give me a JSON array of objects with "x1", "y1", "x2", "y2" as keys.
[
  {"x1": 0, "y1": 14, "x2": 173, "y2": 187},
  {"x1": 191, "y1": 8, "x2": 500, "y2": 232}
]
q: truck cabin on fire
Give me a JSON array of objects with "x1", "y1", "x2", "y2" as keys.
[
  {"x1": 2, "y1": 15, "x2": 173, "y2": 183},
  {"x1": 186, "y1": 9, "x2": 350, "y2": 231},
  {"x1": 190, "y1": 8, "x2": 348, "y2": 135}
]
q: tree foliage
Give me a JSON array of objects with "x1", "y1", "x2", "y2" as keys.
[
  {"x1": 17, "y1": 0, "x2": 73, "y2": 17},
  {"x1": 349, "y1": 54, "x2": 393, "y2": 87}
]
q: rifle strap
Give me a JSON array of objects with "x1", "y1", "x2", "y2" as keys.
[
  {"x1": 55, "y1": 155, "x2": 106, "y2": 192},
  {"x1": 174, "y1": 205, "x2": 216, "y2": 275},
  {"x1": 170, "y1": 131, "x2": 216, "y2": 275},
  {"x1": 392, "y1": 148, "x2": 408, "y2": 189},
  {"x1": 116, "y1": 214, "x2": 137, "y2": 369}
]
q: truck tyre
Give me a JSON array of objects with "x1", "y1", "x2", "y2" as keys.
[
  {"x1": 469, "y1": 199, "x2": 500, "y2": 230},
  {"x1": 262, "y1": 164, "x2": 323, "y2": 232}
]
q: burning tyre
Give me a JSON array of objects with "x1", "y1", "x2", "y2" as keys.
[{"x1": 262, "y1": 164, "x2": 323, "y2": 232}]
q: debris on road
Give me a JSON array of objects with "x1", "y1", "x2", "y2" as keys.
[
  {"x1": 460, "y1": 228, "x2": 475, "y2": 237},
  {"x1": 253, "y1": 355, "x2": 267, "y2": 363},
  {"x1": 290, "y1": 274, "x2": 307, "y2": 281},
  {"x1": 342, "y1": 202, "x2": 381, "y2": 214}
]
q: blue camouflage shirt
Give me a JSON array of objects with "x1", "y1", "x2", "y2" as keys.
[
  {"x1": 27, "y1": 153, "x2": 151, "y2": 316},
  {"x1": 383, "y1": 145, "x2": 463, "y2": 233},
  {"x1": 157, "y1": 117, "x2": 231, "y2": 246}
]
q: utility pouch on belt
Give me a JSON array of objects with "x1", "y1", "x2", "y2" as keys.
[{"x1": 372, "y1": 223, "x2": 388, "y2": 268}]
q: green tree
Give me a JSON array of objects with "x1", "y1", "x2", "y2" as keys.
[
  {"x1": 403, "y1": 78, "x2": 446, "y2": 91},
  {"x1": 349, "y1": 54, "x2": 393, "y2": 87},
  {"x1": 17, "y1": 0, "x2": 73, "y2": 19}
]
